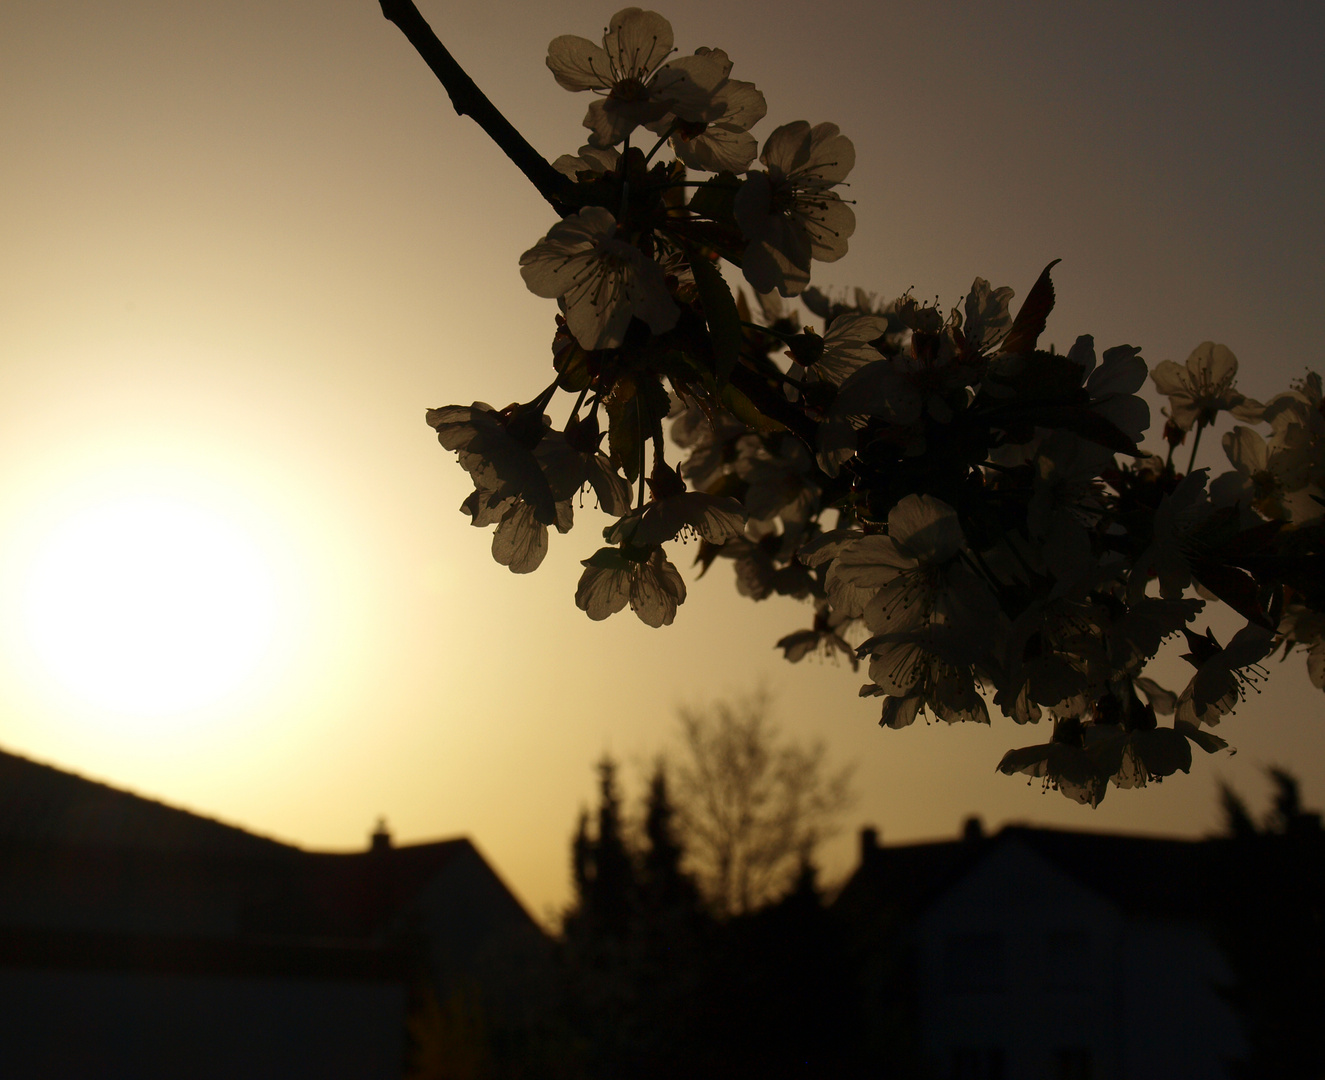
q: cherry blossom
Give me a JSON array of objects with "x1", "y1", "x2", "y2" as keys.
[
  {"x1": 575, "y1": 545, "x2": 687, "y2": 626},
  {"x1": 826, "y1": 495, "x2": 994, "y2": 640},
  {"x1": 734, "y1": 121, "x2": 856, "y2": 297},
  {"x1": 519, "y1": 206, "x2": 679, "y2": 351},
  {"x1": 861, "y1": 643, "x2": 990, "y2": 729},
  {"x1": 1277, "y1": 600, "x2": 1325, "y2": 693},
  {"x1": 1262, "y1": 371, "x2": 1325, "y2": 522},
  {"x1": 1066, "y1": 336, "x2": 1151, "y2": 447},
  {"x1": 959, "y1": 278, "x2": 1016, "y2": 353},
  {"x1": 552, "y1": 144, "x2": 621, "y2": 179},
  {"x1": 645, "y1": 48, "x2": 766, "y2": 173},
  {"x1": 1175, "y1": 624, "x2": 1273, "y2": 728},
  {"x1": 1150, "y1": 341, "x2": 1264, "y2": 431},
  {"x1": 547, "y1": 9, "x2": 727, "y2": 148},
  {"x1": 776, "y1": 606, "x2": 858, "y2": 670},
  {"x1": 811, "y1": 313, "x2": 888, "y2": 387},
  {"x1": 1210, "y1": 426, "x2": 1294, "y2": 520},
  {"x1": 398, "y1": 6, "x2": 1325, "y2": 803}
]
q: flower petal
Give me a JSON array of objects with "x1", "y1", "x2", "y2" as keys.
[
  {"x1": 888, "y1": 494, "x2": 964, "y2": 564},
  {"x1": 547, "y1": 35, "x2": 614, "y2": 91},
  {"x1": 799, "y1": 123, "x2": 854, "y2": 184},
  {"x1": 492, "y1": 501, "x2": 549, "y2": 574},
  {"x1": 631, "y1": 549, "x2": 686, "y2": 626},
  {"x1": 1187, "y1": 341, "x2": 1237, "y2": 387},
  {"x1": 604, "y1": 8, "x2": 674, "y2": 79}
]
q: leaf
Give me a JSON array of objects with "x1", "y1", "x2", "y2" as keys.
[
  {"x1": 720, "y1": 381, "x2": 786, "y2": 434},
  {"x1": 689, "y1": 250, "x2": 743, "y2": 385},
  {"x1": 686, "y1": 171, "x2": 741, "y2": 223},
  {"x1": 1029, "y1": 405, "x2": 1141, "y2": 456},
  {"x1": 1188, "y1": 557, "x2": 1273, "y2": 629},
  {"x1": 606, "y1": 374, "x2": 671, "y2": 482},
  {"x1": 605, "y1": 378, "x2": 641, "y2": 483},
  {"x1": 553, "y1": 334, "x2": 592, "y2": 392},
  {"x1": 1001, "y1": 259, "x2": 1061, "y2": 356}
]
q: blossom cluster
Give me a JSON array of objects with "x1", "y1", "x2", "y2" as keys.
[{"x1": 426, "y1": 8, "x2": 1325, "y2": 802}]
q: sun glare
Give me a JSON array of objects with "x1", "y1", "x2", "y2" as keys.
[{"x1": 22, "y1": 496, "x2": 280, "y2": 715}]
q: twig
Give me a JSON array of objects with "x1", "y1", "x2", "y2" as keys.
[{"x1": 377, "y1": 0, "x2": 573, "y2": 212}]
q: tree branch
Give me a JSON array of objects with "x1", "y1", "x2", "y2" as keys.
[{"x1": 377, "y1": 0, "x2": 572, "y2": 213}]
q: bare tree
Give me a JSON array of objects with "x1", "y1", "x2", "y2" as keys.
[{"x1": 670, "y1": 691, "x2": 854, "y2": 917}]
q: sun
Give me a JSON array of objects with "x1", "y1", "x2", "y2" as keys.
[{"x1": 21, "y1": 496, "x2": 280, "y2": 715}]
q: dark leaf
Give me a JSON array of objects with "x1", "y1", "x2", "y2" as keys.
[
  {"x1": 1001, "y1": 259, "x2": 1061, "y2": 356},
  {"x1": 686, "y1": 171, "x2": 741, "y2": 223},
  {"x1": 1189, "y1": 557, "x2": 1274, "y2": 629},
  {"x1": 604, "y1": 375, "x2": 670, "y2": 483},
  {"x1": 553, "y1": 333, "x2": 592, "y2": 392},
  {"x1": 689, "y1": 251, "x2": 744, "y2": 385},
  {"x1": 1027, "y1": 405, "x2": 1140, "y2": 456},
  {"x1": 720, "y1": 381, "x2": 786, "y2": 434}
]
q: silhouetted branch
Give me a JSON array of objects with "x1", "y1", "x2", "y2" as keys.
[{"x1": 377, "y1": 0, "x2": 572, "y2": 212}]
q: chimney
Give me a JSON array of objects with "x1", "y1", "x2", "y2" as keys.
[
  {"x1": 370, "y1": 816, "x2": 392, "y2": 854},
  {"x1": 962, "y1": 815, "x2": 984, "y2": 844},
  {"x1": 860, "y1": 826, "x2": 880, "y2": 865}
]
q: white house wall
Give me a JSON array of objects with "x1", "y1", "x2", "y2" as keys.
[{"x1": 912, "y1": 838, "x2": 1244, "y2": 1079}]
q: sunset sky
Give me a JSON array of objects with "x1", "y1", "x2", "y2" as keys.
[{"x1": 1, "y1": 0, "x2": 1322, "y2": 921}]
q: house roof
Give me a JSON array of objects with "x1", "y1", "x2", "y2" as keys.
[
  {"x1": 833, "y1": 823, "x2": 1217, "y2": 930},
  {"x1": 0, "y1": 747, "x2": 294, "y2": 857},
  {"x1": 0, "y1": 746, "x2": 538, "y2": 944},
  {"x1": 997, "y1": 825, "x2": 1214, "y2": 917}
]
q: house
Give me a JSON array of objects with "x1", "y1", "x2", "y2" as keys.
[
  {"x1": 833, "y1": 821, "x2": 1248, "y2": 1080},
  {"x1": 0, "y1": 746, "x2": 549, "y2": 1078}
]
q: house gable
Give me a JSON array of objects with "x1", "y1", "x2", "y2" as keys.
[{"x1": 905, "y1": 831, "x2": 1245, "y2": 1080}]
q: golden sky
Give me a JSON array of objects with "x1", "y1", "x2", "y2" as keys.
[{"x1": 1, "y1": 0, "x2": 1322, "y2": 920}]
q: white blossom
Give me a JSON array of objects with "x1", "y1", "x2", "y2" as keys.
[
  {"x1": 734, "y1": 121, "x2": 856, "y2": 297},
  {"x1": 575, "y1": 546, "x2": 687, "y2": 626},
  {"x1": 520, "y1": 206, "x2": 679, "y2": 351},
  {"x1": 1277, "y1": 599, "x2": 1325, "y2": 693},
  {"x1": 1209, "y1": 425, "x2": 1296, "y2": 520},
  {"x1": 1067, "y1": 336, "x2": 1151, "y2": 447},
  {"x1": 825, "y1": 495, "x2": 995, "y2": 641},
  {"x1": 546, "y1": 9, "x2": 727, "y2": 148},
  {"x1": 1175, "y1": 623, "x2": 1273, "y2": 727},
  {"x1": 1262, "y1": 370, "x2": 1325, "y2": 522},
  {"x1": 551, "y1": 144, "x2": 621, "y2": 179},
  {"x1": 860, "y1": 633, "x2": 990, "y2": 728},
  {"x1": 961, "y1": 278, "x2": 1016, "y2": 353},
  {"x1": 813, "y1": 313, "x2": 888, "y2": 387},
  {"x1": 1150, "y1": 342, "x2": 1263, "y2": 431},
  {"x1": 646, "y1": 48, "x2": 766, "y2": 173}
]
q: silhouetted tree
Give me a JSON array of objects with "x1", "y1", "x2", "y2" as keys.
[
  {"x1": 1220, "y1": 782, "x2": 1259, "y2": 840},
  {"x1": 569, "y1": 757, "x2": 636, "y2": 938},
  {"x1": 1216, "y1": 768, "x2": 1325, "y2": 1079},
  {"x1": 671, "y1": 691, "x2": 854, "y2": 916},
  {"x1": 637, "y1": 761, "x2": 696, "y2": 914},
  {"x1": 555, "y1": 744, "x2": 870, "y2": 1078},
  {"x1": 560, "y1": 757, "x2": 645, "y2": 1078},
  {"x1": 696, "y1": 855, "x2": 866, "y2": 1079},
  {"x1": 630, "y1": 762, "x2": 709, "y2": 1078}
]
